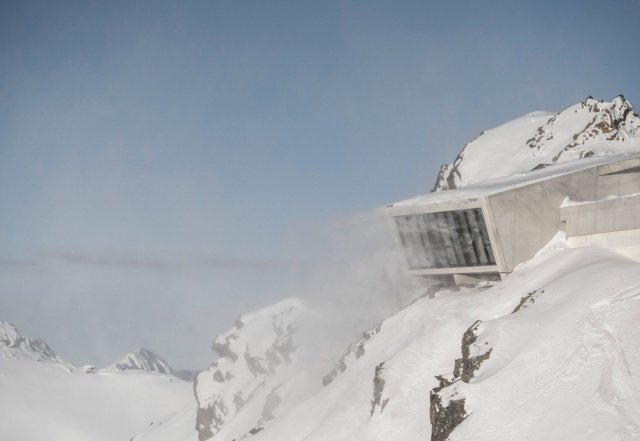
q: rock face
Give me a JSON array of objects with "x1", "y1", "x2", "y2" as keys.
[
  {"x1": 0, "y1": 320, "x2": 60, "y2": 362},
  {"x1": 429, "y1": 375, "x2": 466, "y2": 441},
  {"x1": 369, "y1": 361, "x2": 390, "y2": 416},
  {"x1": 103, "y1": 348, "x2": 175, "y2": 376},
  {"x1": 194, "y1": 298, "x2": 307, "y2": 441},
  {"x1": 434, "y1": 95, "x2": 640, "y2": 191},
  {"x1": 322, "y1": 324, "x2": 382, "y2": 387},
  {"x1": 429, "y1": 320, "x2": 492, "y2": 441},
  {"x1": 511, "y1": 289, "x2": 544, "y2": 314}
]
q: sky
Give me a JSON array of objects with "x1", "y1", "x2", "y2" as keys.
[{"x1": 1, "y1": 0, "x2": 640, "y2": 369}]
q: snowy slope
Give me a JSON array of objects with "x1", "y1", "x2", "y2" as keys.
[
  {"x1": 192, "y1": 298, "x2": 331, "y2": 441},
  {"x1": 0, "y1": 323, "x2": 196, "y2": 441},
  {"x1": 246, "y1": 237, "x2": 640, "y2": 441},
  {"x1": 434, "y1": 95, "x2": 640, "y2": 190},
  {"x1": 143, "y1": 237, "x2": 640, "y2": 441}
]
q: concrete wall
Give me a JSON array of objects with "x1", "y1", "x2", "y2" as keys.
[
  {"x1": 488, "y1": 173, "x2": 578, "y2": 272},
  {"x1": 562, "y1": 194, "x2": 640, "y2": 237},
  {"x1": 486, "y1": 164, "x2": 638, "y2": 273}
]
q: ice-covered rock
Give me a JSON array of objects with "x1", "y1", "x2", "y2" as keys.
[{"x1": 194, "y1": 298, "x2": 314, "y2": 441}]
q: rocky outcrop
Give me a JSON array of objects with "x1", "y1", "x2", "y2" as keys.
[
  {"x1": 429, "y1": 320, "x2": 492, "y2": 441},
  {"x1": 455, "y1": 320, "x2": 492, "y2": 383},
  {"x1": 369, "y1": 361, "x2": 390, "y2": 416},
  {"x1": 552, "y1": 96, "x2": 640, "y2": 161},
  {"x1": 512, "y1": 289, "x2": 544, "y2": 314},
  {"x1": 429, "y1": 375, "x2": 466, "y2": 441},
  {"x1": 322, "y1": 324, "x2": 382, "y2": 387},
  {"x1": 194, "y1": 299, "x2": 304, "y2": 441}
]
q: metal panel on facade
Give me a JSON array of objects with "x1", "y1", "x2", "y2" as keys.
[
  {"x1": 540, "y1": 175, "x2": 570, "y2": 243},
  {"x1": 569, "y1": 169, "x2": 597, "y2": 201},
  {"x1": 595, "y1": 174, "x2": 621, "y2": 199},
  {"x1": 488, "y1": 190, "x2": 516, "y2": 272},
  {"x1": 614, "y1": 195, "x2": 640, "y2": 231},
  {"x1": 513, "y1": 184, "x2": 543, "y2": 265},
  {"x1": 619, "y1": 172, "x2": 640, "y2": 196}
]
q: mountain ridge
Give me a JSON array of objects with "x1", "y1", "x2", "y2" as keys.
[{"x1": 433, "y1": 95, "x2": 640, "y2": 191}]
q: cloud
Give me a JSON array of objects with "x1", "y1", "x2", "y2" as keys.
[
  {"x1": 0, "y1": 257, "x2": 39, "y2": 272},
  {"x1": 195, "y1": 256, "x2": 288, "y2": 271},
  {"x1": 41, "y1": 250, "x2": 287, "y2": 272},
  {"x1": 43, "y1": 251, "x2": 182, "y2": 271}
]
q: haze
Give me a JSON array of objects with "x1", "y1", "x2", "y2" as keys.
[{"x1": 1, "y1": 0, "x2": 639, "y2": 369}]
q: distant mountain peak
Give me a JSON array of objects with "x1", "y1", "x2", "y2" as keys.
[
  {"x1": 104, "y1": 347, "x2": 174, "y2": 376},
  {"x1": 195, "y1": 297, "x2": 307, "y2": 440},
  {"x1": 433, "y1": 95, "x2": 640, "y2": 191},
  {"x1": 0, "y1": 320, "x2": 60, "y2": 362}
]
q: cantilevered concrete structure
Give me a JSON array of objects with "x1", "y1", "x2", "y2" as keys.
[{"x1": 387, "y1": 153, "x2": 640, "y2": 284}]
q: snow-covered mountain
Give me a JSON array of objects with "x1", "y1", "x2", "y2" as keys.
[
  {"x1": 193, "y1": 298, "x2": 319, "y2": 440},
  {"x1": 1, "y1": 320, "x2": 64, "y2": 364},
  {"x1": 0, "y1": 322, "x2": 196, "y2": 441},
  {"x1": 104, "y1": 347, "x2": 175, "y2": 375},
  {"x1": 434, "y1": 95, "x2": 640, "y2": 190}
]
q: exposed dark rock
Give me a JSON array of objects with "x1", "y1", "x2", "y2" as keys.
[
  {"x1": 212, "y1": 335, "x2": 238, "y2": 362},
  {"x1": 322, "y1": 359, "x2": 347, "y2": 387},
  {"x1": 213, "y1": 370, "x2": 225, "y2": 382},
  {"x1": 265, "y1": 333, "x2": 296, "y2": 373},
  {"x1": 194, "y1": 374, "x2": 229, "y2": 441},
  {"x1": 432, "y1": 130, "x2": 485, "y2": 191},
  {"x1": 244, "y1": 350, "x2": 269, "y2": 377},
  {"x1": 527, "y1": 114, "x2": 558, "y2": 150},
  {"x1": 512, "y1": 289, "x2": 544, "y2": 314},
  {"x1": 430, "y1": 376, "x2": 466, "y2": 441},
  {"x1": 429, "y1": 320, "x2": 492, "y2": 440},
  {"x1": 322, "y1": 324, "x2": 382, "y2": 387},
  {"x1": 370, "y1": 362, "x2": 390, "y2": 416},
  {"x1": 233, "y1": 391, "x2": 245, "y2": 412},
  {"x1": 459, "y1": 321, "x2": 491, "y2": 383},
  {"x1": 552, "y1": 96, "x2": 638, "y2": 162},
  {"x1": 261, "y1": 387, "x2": 282, "y2": 421}
]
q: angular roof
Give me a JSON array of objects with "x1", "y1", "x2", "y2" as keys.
[{"x1": 387, "y1": 152, "x2": 640, "y2": 210}]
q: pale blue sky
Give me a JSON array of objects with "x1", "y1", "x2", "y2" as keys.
[{"x1": 1, "y1": 0, "x2": 639, "y2": 368}]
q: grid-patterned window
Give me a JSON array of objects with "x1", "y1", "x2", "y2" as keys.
[{"x1": 394, "y1": 208, "x2": 496, "y2": 269}]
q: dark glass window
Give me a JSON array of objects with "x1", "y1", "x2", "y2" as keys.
[{"x1": 394, "y1": 208, "x2": 496, "y2": 269}]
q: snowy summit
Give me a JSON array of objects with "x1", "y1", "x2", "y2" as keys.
[
  {"x1": 434, "y1": 95, "x2": 640, "y2": 190},
  {"x1": 104, "y1": 348, "x2": 175, "y2": 376}
]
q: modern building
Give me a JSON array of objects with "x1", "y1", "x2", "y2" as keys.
[{"x1": 386, "y1": 153, "x2": 640, "y2": 285}]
